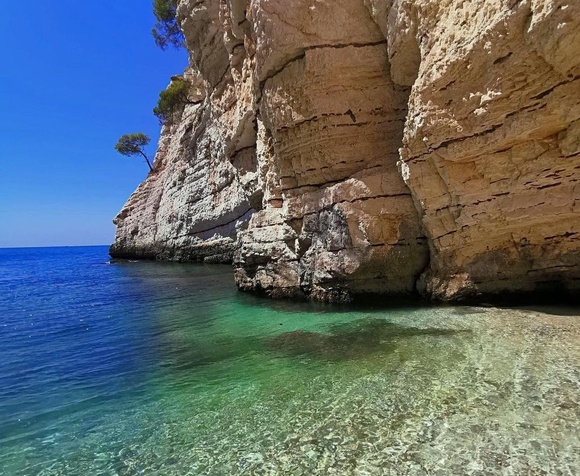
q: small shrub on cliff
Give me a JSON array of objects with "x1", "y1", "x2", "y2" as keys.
[
  {"x1": 152, "y1": 0, "x2": 184, "y2": 50},
  {"x1": 153, "y1": 77, "x2": 191, "y2": 125},
  {"x1": 115, "y1": 133, "x2": 153, "y2": 171}
]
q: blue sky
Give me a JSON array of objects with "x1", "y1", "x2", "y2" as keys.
[{"x1": 0, "y1": 1, "x2": 187, "y2": 248}]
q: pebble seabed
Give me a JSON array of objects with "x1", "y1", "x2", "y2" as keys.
[
  {"x1": 182, "y1": 307, "x2": 580, "y2": 476},
  {"x1": 5, "y1": 301, "x2": 579, "y2": 476}
]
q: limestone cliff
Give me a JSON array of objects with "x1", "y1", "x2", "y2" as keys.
[{"x1": 111, "y1": 0, "x2": 580, "y2": 302}]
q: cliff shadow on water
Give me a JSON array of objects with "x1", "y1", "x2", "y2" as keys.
[
  {"x1": 108, "y1": 258, "x2": 472, "y2": 375},
  {"x1": 150, "y1": 282, "x2": 470, "y2": 374},
  {"x1": 107, "y1": 259, "x2": 577, "y2": 383},
  {"x1": 153, "y1": 315, "x2": 469, "y2": 375},
  {"x1": 265, "y1": 318, "x2": 469, "y2": 361}
]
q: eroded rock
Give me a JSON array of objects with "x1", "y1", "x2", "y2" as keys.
[{"x1": 111, "y1": 0, "x2": 580, "y2": 302}]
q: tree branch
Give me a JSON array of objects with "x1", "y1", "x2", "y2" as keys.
[{"x1": 139, "y1": 150, "x2": 153, "y2": 171}]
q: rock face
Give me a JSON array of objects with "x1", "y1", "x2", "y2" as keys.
[{"x1": 111, "y1": 0, "x2": 580, "y2": 302}]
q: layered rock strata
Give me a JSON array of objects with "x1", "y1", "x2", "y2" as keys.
[
  {"x1": 111, "y1": 0, "x2": 580, "y2": 302},
  {"x1": 110, "y1": 3, "x2": 260, "y2": 263},
  {"x1": 387, "y1": 0, "x2": 580, "y2": 300}
]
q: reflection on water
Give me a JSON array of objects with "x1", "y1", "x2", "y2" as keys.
[{"x1": 0, "y1": 247, "x2": 578, "y2": 476}]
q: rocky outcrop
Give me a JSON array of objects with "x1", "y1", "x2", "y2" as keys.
[
  {"x1": 111, "y1": 0, "x2": 580, "y2": 302},
  {"x1": 110, "y1": 3, "x2": 260, "y2": 263},
  {"x1": 388, "y1": 0, "x2": 580, "y2": 300},
  {"x1": 234, "y1": 2, "x2": 429, "y2": 301}
]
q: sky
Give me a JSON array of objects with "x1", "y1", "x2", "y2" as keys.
[{"x1": 0, "y1": 1, "x2": 187, "y2": 248}]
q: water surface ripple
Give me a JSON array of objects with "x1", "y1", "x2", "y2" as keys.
[{"x1": 0, "y1": 246, "x2": 578, "y2": 475}]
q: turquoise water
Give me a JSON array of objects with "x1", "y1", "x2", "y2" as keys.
[{"x1": 0, "y1": 246, "x2": 578, "y2": 475}]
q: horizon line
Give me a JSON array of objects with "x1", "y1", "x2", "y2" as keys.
[{"x1": 0, "y1": 244, "x2": 110, "y2": 250}]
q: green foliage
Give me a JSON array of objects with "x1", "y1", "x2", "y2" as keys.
[
  {"x1": 115, "y1": 133, "x2": 150, "y2": 156},
  {"x1": 153, "y1": 78, "x2": 190, "y2": 125},
  {"x1": 115, "y1": 133, "x2": 153, "y2": 171},
  {"x1": 152, "y1": 0, "x2": 184, "y2": 50}
]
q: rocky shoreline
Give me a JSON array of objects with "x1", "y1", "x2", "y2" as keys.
[{"x1": 111, "y1": 0, "x2": 580, "y2": 303}]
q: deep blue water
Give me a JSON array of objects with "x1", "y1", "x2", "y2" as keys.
[
  {"x1": 1, "y1": 247, "x2": 148, "y2": 431},
  {"x1": 0, "y1": 246, "x2": 249, "y2": 474},
  {"x1": 0, "y1": 246, "x2": 578, "y2": 475}
]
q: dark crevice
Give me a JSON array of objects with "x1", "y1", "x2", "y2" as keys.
[
  {"x1": 175, "y1": 208, "x2": 254, "y2": 238},
  {"x1": 530, "y1": 75, "x2": 579, "y2": 101},
  {"x1": 259, "y1": 40, "x2": 388, "y2": 91},
  {"x1": 259, "y1": 52, "x2": 306, "y2": 91},
  {"x1": 536, "y1": 182, "x2": 561, "y2": 190},
  {"x1": 493, "y1": 52, "x2": 513, "y2": 65},
  {"x1": 229, "y1": 145, "x2": 256, "y2": 161}
]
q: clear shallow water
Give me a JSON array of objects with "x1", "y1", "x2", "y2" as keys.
[{"x1": 0, "y1": 246, "x2": 578, "y2": 475}]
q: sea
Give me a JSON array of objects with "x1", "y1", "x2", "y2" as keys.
[{"x1": 0, "y1": 246, "x2": 578, "y2": 475}]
